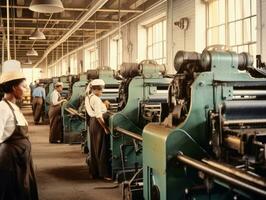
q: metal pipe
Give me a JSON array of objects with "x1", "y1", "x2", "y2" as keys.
[
  {"x1": 202, "y1": 159, "x2": 266, "y2": 188},
  {"x1": 6, "y1": 0, "x2": 10, "y2": 60},
  {"x1": 115, "y1": 127, "x2": 143, "y2": 142},
  {"x1": 1, "y1": 17, "x2": 119, "y2": 24},
  {"x1": 2, "y1": 27, "x2": 109, "y2": 31},
  {"x1": 0, "y1": 5, "x2": 143, "y2": 13},
  {"x1": 233, "y1": 90, "x2": 266, "y2": 96},
  {"x1": 176, "y1": 154, "x2": 266, "y2": 197},
  {"x1": 37, "y1": 0, "x2": 166, "y2": 69},
  {"x1": 223, "y1": 118, "x2": 266, "y2": 125}
]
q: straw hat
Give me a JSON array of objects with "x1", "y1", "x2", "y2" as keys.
[{"x1": 0, "y1": 60, "x2": 25, "y2": 85}]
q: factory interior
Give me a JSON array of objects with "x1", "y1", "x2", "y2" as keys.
[{"x1": 1, "y1": 0, "x2": 266, "y2": 199}]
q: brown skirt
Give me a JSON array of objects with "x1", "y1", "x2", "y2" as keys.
[
  {"x1": 0, "y1": 138, "x2": 39, "y2": 200},
  {"x1": 32, "y1": 97, "x2": 43, "y2": 124},
  {"x1": 89, "y1": 117, "x2": 110, "y2": 178},
  {"x1": 48, "y1": 105, "x2": 63, "y2": 143}
]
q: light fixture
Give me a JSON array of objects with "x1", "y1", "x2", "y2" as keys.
[
  {"x1": 26, "y1": 48, "x2": 38, "y2": 56},
  {"x1": 29, "y1": 28, "x2": 46, "y2": 40},
  {"x1": 29, "y1": 0, "x2": 64, "y2": 13},
  {"x1": 24, "y1": 57, "x2": 33, "y2": 65}
]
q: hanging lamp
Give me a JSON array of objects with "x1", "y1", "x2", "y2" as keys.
[
  {"x1": 24, "y1": 57, "x2": 33, "y2": 65},
  {"x1": 26, "y1": 48, "x2": 38, "y2": 56},
  {"x1": 29, "y1": 0, "x2": 64, "y2": 13},
  {"x1": 29, "y1": 28, "x2": 46, "y2": 40}
]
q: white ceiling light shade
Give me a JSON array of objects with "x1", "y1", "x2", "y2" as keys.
[
  {"x1": 26, "y1": 48, "x2": 38, "y2": 56},
  {"x1": 24, "y1": 57, "x2": 33, "y2": 65},
  {"x1": 29, "y1": 0, "x2": 64, "y2": 13},
  {"x1": 29, "y1": 28, "x2": 46, "y2": 40}
]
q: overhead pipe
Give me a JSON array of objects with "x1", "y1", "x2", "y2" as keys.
[{"x1": 40, "y1": 0, "x2": 167, "y2": 69}]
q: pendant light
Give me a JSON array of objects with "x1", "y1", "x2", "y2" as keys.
[
  {"x1": 26, "y1": 48, "x2": 38, "y2": 56},
  {"x1": 29, "y1": 28, "x2": 46, "y2": 40},
  {"x1": 24, "y1": 57, "x2": 33, "y2": 65},
  {"x1": 29, "y1": 13, "x2": 46, "y2": 40},
  {"x1": 29, "y1": 0, "x2": 64, "y2": 13}
]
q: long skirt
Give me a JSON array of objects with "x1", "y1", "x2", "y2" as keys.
[
  {"x1": 89, "y1": 117, "x2": 110, "y2": 178},
  {"x1": 48, "y1": 105, "x2": 63, "y2": 143},
  {"x1": 32, "y1": 97, "x2": 43, "y2": 124},
  {"x1": 0, "y1": 138, "x2": 39, "y2": 200}
]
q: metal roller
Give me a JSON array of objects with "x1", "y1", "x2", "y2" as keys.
[
  {"x1": 222, "y1": 100, "x2": 266, "y2": 120},
  {"x1": 87, "y1": 69, "x2": 99, "y2": 79},
  {"x1": 119, "y1": 62, "x2": 140, "y2": 78},
  {"x1": 174, "y1": 51, "x2": 201, "y2": 73}
]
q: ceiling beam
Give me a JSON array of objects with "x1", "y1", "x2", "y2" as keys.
[
  {"x1": 1, "y1": 17, "x2": 119, "y2": 24},
  {"x1": 0, "y1": 5, "x2": 143, "y2": 13},
  {"x1": 2, "y1": 27, "x2": 110, "y2": 32}
]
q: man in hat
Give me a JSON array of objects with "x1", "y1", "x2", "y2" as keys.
[
  {"x1": 85, "y1": 79, "x2": 111, "y2": 180},
  {"x1": 0, "y1": 60, "x2": 39, "y2": 199},
  {"x1": 32, "y1": 82, "x2": 46, "y2": 125},
  {"x1": 48, "y1": 82, "x2": 67, "y2": 143}
]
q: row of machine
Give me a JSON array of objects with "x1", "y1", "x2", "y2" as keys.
[
  {"x1": 102, "y1": 49, "x2": 266, "y2": 200},
  {"x1": 39, "y1": 49, "x2": 266, "y2": 200}
]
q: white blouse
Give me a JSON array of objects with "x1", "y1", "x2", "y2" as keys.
[
  {"x1": 85, "y1": 94, "x2": 107, "y2": 119},
  {"x1": 0, "y1": 100, "x2": 28, "y2": 143},
  {"x1": 50, "y1": 90, "x2": 61, "y2": 106}
]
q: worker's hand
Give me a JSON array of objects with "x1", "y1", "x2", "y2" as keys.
[
  {"x1": 103, "y1": 100, "x2": 111, "y2": 109},
  {"x1": 61, "y1": 99, "x2": 67, "y2": 103}
]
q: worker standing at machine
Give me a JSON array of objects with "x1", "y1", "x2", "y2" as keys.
[
  {"x1": 0, "y1": 60, "x2": 39, "y2": 199},
  {"x1": 48, "y1": 82, "x2": 67, "y2": 143},
  {"x1": 85, "y1": 79, "x2": 111, "y2": 180},
  {"x1": 32, "y1": 82, "x2": 46, "y2": 125}
]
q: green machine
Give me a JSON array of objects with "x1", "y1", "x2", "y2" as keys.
[
  {"x1": 38, "y1": 78, "x2": 52, "y2": 124},
  {"x1": 59, "y1": 75, "x2": 79, "y2": 99},
  {"x1": 83, "y1": 66, "x2": 120, "y2": 151},
  {"x1": 61, "y1": 73, "x2": 88, "y2": 144},
  {"x1": 109, "y1": 61, "x2": 172, "y2": 182},
  {"x1": 61, "y1": 66, "x2": 120, "y2": 144},
  {"x1": 142, "y1": 49, "x2": 266, "y2": 200}
]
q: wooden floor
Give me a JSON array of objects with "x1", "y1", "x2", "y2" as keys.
[{"x1": 23, "y1": 106, "x2": 121, "y2": 200}]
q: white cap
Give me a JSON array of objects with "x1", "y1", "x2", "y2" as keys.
[
  {"x1": 90, "y1": 79, "x2": 105, "y2": 86},
  {"x1": 55, "y1": 82, "x2": 63, "y2": 87}
]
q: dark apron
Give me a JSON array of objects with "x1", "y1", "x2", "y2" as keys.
[
  {"x1": 48, "y1": 93, "x2": 63, "y2": 143},
  {"x1": 32, "y1": 97, "x2": 43, "y2": 124},
  {"x1": 89, "y1": 117, "x2": 110, "y2": 178},
  {"x1": 0, "y1": 99, "x2": 39, "y2": 200}
]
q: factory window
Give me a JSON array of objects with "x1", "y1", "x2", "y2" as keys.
[
  {"x1": 109, "y1": 35, "x2": 122, "y2": 70},
  {"x1": 207, "y1": 0, "x2": 256, "y2": 57},
  {"x1": 146, "y1": 19, "x2": 167, "y2": 64},
  {"x1": 62, "y1": 57, "x2": 68, "y2": 75},
  {"x1": 70, "y1": 53, "x2": 78, "y2": 74},
  {"x1": 84, "y1": 47, "x2": 99, "y2": 70}
]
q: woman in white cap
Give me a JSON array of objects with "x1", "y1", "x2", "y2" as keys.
[
  {"x1": 0, "y1": 60, "x2": 39, "y2": 199},
  {"x1": 48, "y1": 82, "x2": 67, "y2": 143},
  {"x1": 85, "y1": 79, "x2": 111, "y2": 180}
]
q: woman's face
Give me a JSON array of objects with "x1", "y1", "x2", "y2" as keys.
[
  {"x1": 56, "y1": 85, "x2": 63, "y2": 92},
  {"x1": 13, "y1": 80, "x2": 27, "y2": 100},
  {"x1": 93, "y1": 88, "x2": 103, "y2": 97}
]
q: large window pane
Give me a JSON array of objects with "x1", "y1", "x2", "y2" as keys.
[
  {"x1": 243, "y1": 0, "x2": 251, "y2": 18},
  {"x1": 235, "y1": 0, "x2": 243, "y2": 20},
  {"x1": 228, "y1": 0, "x2": 235, "y2": 22},
  {"x1": 219, "y1": 0, "x2": 226, "y2": 24},
  {"x1": 236, "y1": 21, "x2": 243, "y2": 45},
  {"x1": 251, "y1": 16, "x2": 257, "y2": 42},
  {"x1": 146, "y1": 19, "x2": 166, "y2": 64},
  {"x1": 243, "y1": 18, "x2": 251, "y2": 43},
  {"x1": 251, "y1": 0, "x2": 256, "y2": 15}
]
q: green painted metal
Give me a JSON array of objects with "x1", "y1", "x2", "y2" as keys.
[
  {"x1": 62, "y1": 73, "x2": 88, "y2": 144},
  {"x1": 109, "y1": 63, "x2": 172, "y2": 179},
  {"x1": 143, "y1": 50, "x2": 266, "y2": 200}
]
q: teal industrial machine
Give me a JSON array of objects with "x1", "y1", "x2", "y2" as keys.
[
  {"x1": 109, "y1": 61, "x2": 172, "y2": 183},
  {"x1": 83, "y1": 66, "x2": 120, "y2": 151},
  {"x1": 38, "y1": 78, "x2": 52, "y2": 124},
  {"x1": 61, "y1": 73, "x2": 88, "y2": 144},
  {"x1": 142, "y1": 49, "x2": 266, "y2": 200},
  {"x1": 61, "y1": 66, "x2": 120, "y2": 145},
  {"x1": 59, "y1": 75, "x2": 79, "y2": 99}
]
